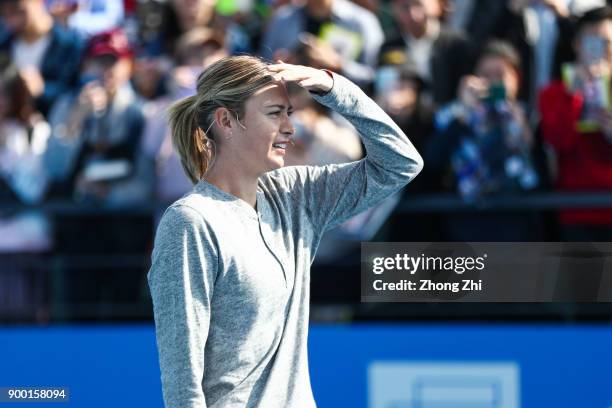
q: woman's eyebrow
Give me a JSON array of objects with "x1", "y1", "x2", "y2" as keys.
[{"x1": 264, "y1": 104, "x2": 294, "y2": 111}]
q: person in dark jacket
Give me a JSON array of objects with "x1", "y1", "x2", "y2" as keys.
[
  {"x1": 426, "y1": 40, "x2": 541, "y2": 241},
  {"x1": 0, "y1": 0, "x2": 84, "y2": 116},
  {"x1": 380, "y1": 0, "x2": 473, "y2": 105},
  {"x1": 45, "y1": 28, "x2": 144, "y2": 203}
]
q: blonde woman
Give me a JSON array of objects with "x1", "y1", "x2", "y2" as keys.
[{"x1": 147, "y1": 55, "x2": 423, "y2": 407}]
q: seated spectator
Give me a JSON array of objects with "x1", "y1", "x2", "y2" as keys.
[
  {"x1": 0, "y1": 0, "x2": 84, "y2": 116},
  {"x1": 130, "y1": 0, "x2": 217, "y2": 101},
  {"x1": 43, "y1": 29, "x2": 148, "y2": 314},
  {"x1": 380, "y1": 0, "x2": 472, "y2": 105},
  {"x1": 539, "y1": 6, "x2": 612, "y2": 241},
  {"x1": 259, "y1": 0, "x2": 384, "y2": 88},
  {"x1": 45, "y1": 28, "x2": 144, "y2": 205},
  {"x1": 133, "y1": 0, "x2": 250, "y2": 100},
  {"x1": 47, "y1": 0, "x2": 125, "y2": 37},
  {"x1": 0, "y1": 60, "x2": 50, "y2": 204},
  {"x1": 142, "y1": 0, "x2": 249, "y2": 57},
  {"x1": 426, "y1": 40, "x2": 541, "y2": 240},
  {"x1": 129, "y1": 0, "x2": 171, "y2": 100},
  {"x1": 0, "y1": 61, "x2": 52, "y2": 319},
  {"x1": 46, "y1": 0, "x2": 78, "y2": 28}
]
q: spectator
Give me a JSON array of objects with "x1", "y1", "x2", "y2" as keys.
[
  {"x1": 453, "y1": 0, "x2": 605, "y2": 109},
  {"x1": 47, "y1": 0, "x2": 125, "y2": 37},
  {"x1": 46, "y1": 0, "x2": 78, "y2": 27},
  {"x1": 43, "y1": 28, "x2": 148, "y2": 315},
  {"x1": 45, "y1": 28, "x2": 144, "y2": 204},
  {"x1": 372, "y1": 61, "x2": 439, "y2": 241},
  {"x1": 539, "y1": 6, "x2": 612, "y2": 241},
  {"x1": 138, "y1": 28, "x2": 228, "y2": 203},
  {"x1": 259, "y1": 0, "x2": 384, "y2": 88},
  {"x1": 375, "y1": 61, "x2": 435, "y2": 192},
  {"x1": 426, "y1": 40, "x2": 540, "y2": 240},
  {"x1": 376, "y1": 62, "x2": 434, "y2": 156},
  {"x1": 0, "y1": 0, "x2": 84, "y2": 116},
  {"x1": 0, "y1": 61, "x2": 52, "y2": 320},
  {"x1": 0, "y1": 60, "x2": 50, "y2": 204},
  {"x1": 445, "y1": 0, "x2": 506, "y2": 45},
  {"x1": 133, "y1": 0, "x2": 251, "y2": 100},
  {"x1": 380, "y1": 0, "x2": 473, "y2": 105},
  {"x1": 148, "y1": 0, "x2": 225, "y2": 57}
]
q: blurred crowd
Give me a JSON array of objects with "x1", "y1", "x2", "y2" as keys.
[{"x1": 0, "y1": 0, "x2": 612, "y2": 267}]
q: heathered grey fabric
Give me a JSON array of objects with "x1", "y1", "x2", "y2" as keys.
[{"x1": 147, "y1": 72, "x2": 423, "y2": 408}]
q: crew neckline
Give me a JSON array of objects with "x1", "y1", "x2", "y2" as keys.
[{"x1": 195, "y1": 179, "x2": 262, "y2": 220}]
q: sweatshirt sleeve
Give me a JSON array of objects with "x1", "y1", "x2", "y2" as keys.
[
  {"x1": 270, "y1": 71, "x2": 424, "y2": 233},
  {"x1": 147, "y1": 205, "x2": 218, "y2": 408}
]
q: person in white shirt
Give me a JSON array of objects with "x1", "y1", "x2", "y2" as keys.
[{"x1": 0, "y1": 0, "x2": 84, "y2": 115}]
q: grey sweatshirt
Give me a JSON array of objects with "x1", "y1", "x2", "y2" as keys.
[{"x1": 147, "y1": 72, "x2": 423, "y2": 408}]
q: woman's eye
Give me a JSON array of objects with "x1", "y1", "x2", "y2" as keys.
[{"x1": 268, "y1": 111, "x2": 293, "y2": 117}]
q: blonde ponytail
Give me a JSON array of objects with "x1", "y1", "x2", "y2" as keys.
[{"x1": 168, "y1": 95, "x2": 212, "y2": 184}]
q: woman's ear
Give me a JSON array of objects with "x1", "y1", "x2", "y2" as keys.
[{"x1": 214, "y1": 107, "x2": 233, "y2": 137}]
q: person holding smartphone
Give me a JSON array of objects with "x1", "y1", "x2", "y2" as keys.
[
  {"x1": 45, "y1": 28, "x2": 144, "y2": 202},
  {"x1": 426, "y1": 40, "x2": 538, "y2": 202},
  {"x1": 422, "y1": 40, "x2": 540, "y2": 241},
  {"x1": 539, "y1": 6, "x2": 612, "y2": 241}
]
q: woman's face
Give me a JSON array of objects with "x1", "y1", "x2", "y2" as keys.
[
  {"x1": 575, "y1": 20, "x2": 612, "y2": 71},
  {"x1": 0, "y1": 0, "x2": 33, "y2": 35},
  {"x1": 393, "y1": 0, "x2": 441, "y2": 37},
  {"x1": 219, "y1": 82, "x2": 295, "y2": 176},
  {"x1": 82, "y1": 55, "x2": 133, "y2": 95}
]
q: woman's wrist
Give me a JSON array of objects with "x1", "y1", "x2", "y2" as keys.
[{"x1": 315, "y1": 69, "x2": 334, "y2": 95}]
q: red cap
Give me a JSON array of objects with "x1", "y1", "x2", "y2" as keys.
[{"x1": 86, "y1": 28, "x2": 133, "y2": 59}]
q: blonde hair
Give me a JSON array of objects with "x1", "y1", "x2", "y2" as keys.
[{"x1": 168, "y1": 55, "x2": 274, "y2": 184}]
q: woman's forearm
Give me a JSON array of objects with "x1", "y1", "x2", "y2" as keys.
[
  {"x1": 311, "y1": 72, "x2": 424, "y2": 182},
  {"x1": 276, "y1": 72, "x2": 424, "y2": 232}
]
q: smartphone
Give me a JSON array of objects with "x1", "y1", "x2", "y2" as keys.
[
  {"x1": 485, "y1": 83, "x2": 506, "y2": 104},
  {"x1": 375, "y1": 66, "x2": 400, "y2": 95},
  {"x1": 582, "y1": 35, "x2": 607, "y2": 66}
]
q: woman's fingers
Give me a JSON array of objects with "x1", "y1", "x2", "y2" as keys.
[
  {"x1": 297, "y1": 77, "x2": 319, "y2": 88},
  {"x1": 267, "y1": 62, "x2": 330, "y2": 93},
  {"x1": 269, "y1": 66, "x2": 310, "y2": 84},
  {"x1": 267, "y1": 62, "x2": 290, "y2": 71}
]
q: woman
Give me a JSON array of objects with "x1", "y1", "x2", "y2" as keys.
[
  {"x1": 0, "y1": 63, "x2": 50, "y2": 205},
  {"x1": 425, "y1": 40, "x2": 540, "y2": 241},
  {"x1": 147, "y1": 55, "x2": 423, "y2": 407},
  {"x1": 0, "y1": 62, "x2": 52, "y2": 320}
]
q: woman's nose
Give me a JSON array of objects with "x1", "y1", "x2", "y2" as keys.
[{"x1": 281, "y1": 114, "x2": 294, "y2": 135}]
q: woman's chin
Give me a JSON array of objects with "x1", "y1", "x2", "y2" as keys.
[{"x1": 264, "y1": 158, "x2": 285, "y2": 172}]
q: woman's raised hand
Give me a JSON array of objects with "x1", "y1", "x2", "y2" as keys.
[{"x1": 267, "y1": 61, "x2": 334, "y2": 95}]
